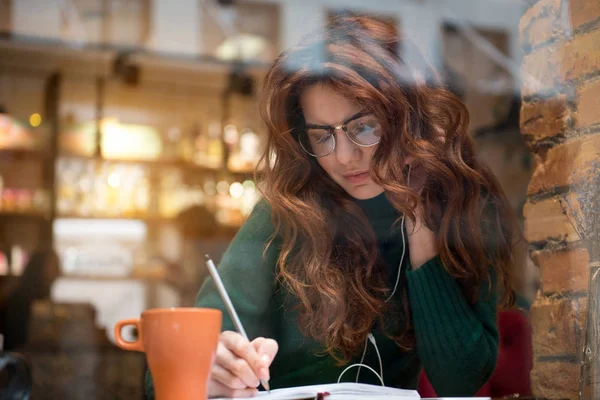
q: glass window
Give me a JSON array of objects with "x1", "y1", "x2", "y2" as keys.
[{"x1": 2, "y1": 1, "x2": 600, "y2": 399}]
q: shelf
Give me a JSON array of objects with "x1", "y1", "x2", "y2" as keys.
[
  {"x1": 0, "y1": 210, "x2": 50, "y2": 219},
  {"x1": 0, "y1": 149, "x2": 258, "y2": 176},
  {"x1": 57, "y1": 152, "x2": 255, "y2": 176},
  {"x1": 56, "y1": 213, "x2": 170, "y2": 221},
  {"x1": 0, "y1": 212, "x2": 243, "y2": 230},
  {"x1": 55, "y1": 213, "x2": 245, "y2": 232},
  {"x1": 0, "y1": 148, "x2": 50, "y2": 160},
  {"x1": 59, "y1": 274, "x2": 166, "y2": 282}
]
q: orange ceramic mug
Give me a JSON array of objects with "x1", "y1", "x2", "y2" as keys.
[{"x1": 114, "y1": 308, "x2": 222, "y2": 400}]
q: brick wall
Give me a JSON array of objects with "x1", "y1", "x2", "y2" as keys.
[{"x1": 520, "y1": 0, "x2": 600, "y2": 398}]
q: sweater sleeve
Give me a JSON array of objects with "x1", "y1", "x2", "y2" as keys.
[
  {"x1": 406, "y1": 255, "x2": 499, "y2": 397},
  {"x1": 193, "y1": 199, "x2": 281, "y2": 338},
  {"x1": 145, "y1": 200, "x2": 280, "y2": 399}
]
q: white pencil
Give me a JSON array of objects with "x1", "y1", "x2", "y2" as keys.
[{"x1": 205, "y1": 254, "x2": 271, "y2": 393}]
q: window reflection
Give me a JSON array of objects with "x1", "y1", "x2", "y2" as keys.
[{"x1": 0, "y1": 0, "x2": 597, "y2": 398}]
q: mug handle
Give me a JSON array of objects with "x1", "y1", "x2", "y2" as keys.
[{"x1": 114, "y1": 319, "x2": 144, "y2": 352}]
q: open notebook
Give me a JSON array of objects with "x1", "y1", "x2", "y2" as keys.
[
  {"x1": 215, "y1": 382, "x2": 420, "y2": 400},
  {"x1": 214, "y1": 382, "x2": 494, "y2": 400}
]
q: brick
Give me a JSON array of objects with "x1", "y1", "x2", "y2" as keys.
[
  {"x1": 520, "y1": 94, "x2": 570, "y2": 142},
  {"x1": 562, "y1": 29, "x2": 600, "y2": 81},
  {"x1": 524, "y1": 193, "x2": 581, "y2": 243},
  {"x1": 531, "y1": 361, "x2": 579, "y2": 398},
  {"x1": 530, "y1": 298, "x2": 588, "y2": 398},
  {"x1": 522, "y1": 30, "x2": 600, "y2": 97},
  {"x1": 527, "y1": 134, "x2": 600, "y2": 195},
  {"x1": 521, "y1": 45, "x2": 561, "y2": 97},
  {"x1": 576, "y1": 79, "x2": 600, "y2": 128},
  {"x1": 532, "y1": 248, "x2": 590, "y2": 293},
  {"x1": 530, "y1": 297, "x2": 582, "y2": 357},
  {"x1": 578, "y1": 296, "x2": 588, "y2": 337},
  {"x1": 569, "y1": 0, "x2": 600, "y2": 30},
  {"x1": 523, "y1": 195, "x2": 580, "y2": 243},
  {"x1": 520, "y1": 0, "x2": 564, "y2": 50}
]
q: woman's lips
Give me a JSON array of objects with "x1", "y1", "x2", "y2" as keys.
[{"x1": 343, "y1": 171, "x2": 370, "y2": 184}]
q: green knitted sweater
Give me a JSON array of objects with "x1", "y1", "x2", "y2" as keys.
[{"x1": 146, "y1": 193, "x2": 499, "y2": 397}]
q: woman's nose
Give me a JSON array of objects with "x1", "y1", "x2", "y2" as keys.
[{"x1": 333, "y1": 129, "x2": 359, "y2": 165}]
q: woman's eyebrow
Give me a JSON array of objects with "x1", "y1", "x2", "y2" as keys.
[{"x1": 305, "y1": 112, "x2": 365, "y2": 129}]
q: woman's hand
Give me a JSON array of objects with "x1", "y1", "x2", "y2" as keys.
[
  {"x1": 208, "y1": 331, "x2": 279, "y2": 398},
  {"x1": 405, "y1": 200, "x2": 438, "y2": 270},
  {"x1": 404, "y1": 162, "x2": 438, "y2": 270}
]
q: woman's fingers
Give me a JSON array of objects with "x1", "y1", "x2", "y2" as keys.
[
  {"x1": 208, "y1": 379, "x2": 258, "y2": 399},
  {"x1": 251, "y1": 337, "x2": 279, "y2": 380},
  {"x1": 217, "y1": 331, "x2": 263, "y2": 387},
  {"x1": 216, "y1": 341, "x2": 260, "y2": 388},
  {"x1": 210, "y1": 331, "x2": 279, "y2": 396},
  {"x1": 222, "y1": 331, "x2": 263, "y2": 371},
  {"x1": 211, "y1": 363, "x2": 247, "y2": 390}
]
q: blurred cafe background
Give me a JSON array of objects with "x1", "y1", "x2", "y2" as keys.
[{"x1": 0, "y1": 0, "x2": 548, "y2": 398}]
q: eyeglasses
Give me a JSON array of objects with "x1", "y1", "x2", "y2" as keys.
[{"x1": 298, "y1": 112, "x2": 382, "y2": 158}]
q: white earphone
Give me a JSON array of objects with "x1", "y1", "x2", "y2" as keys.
[{"x1": 337, "y1": 164, "x2": 412, "y2": 386}]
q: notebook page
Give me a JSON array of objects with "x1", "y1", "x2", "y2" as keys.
[{"x1": 215, "y1": 382, "x2": 420, "y2": 400}]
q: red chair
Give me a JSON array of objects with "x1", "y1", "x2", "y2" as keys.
[{"x1": 418, "y1": 309, "x2": 533, "y2": 398}]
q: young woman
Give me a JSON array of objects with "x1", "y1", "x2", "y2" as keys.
[{"x1": 146, "y1": 14, "x2": 518, "y2": 399}]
